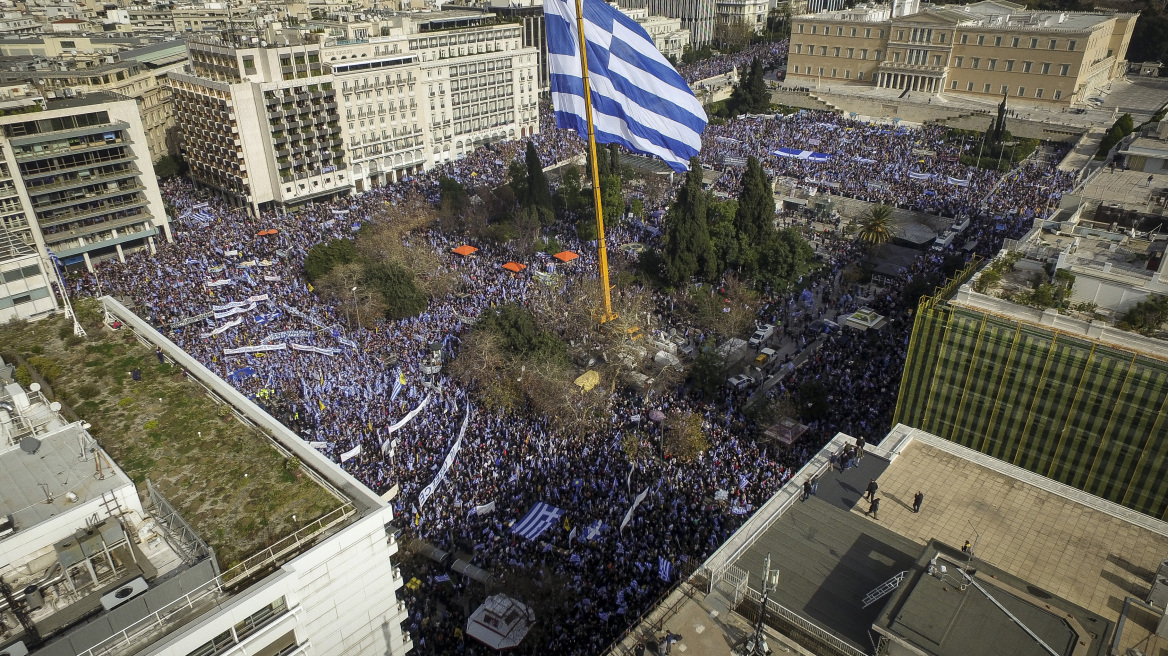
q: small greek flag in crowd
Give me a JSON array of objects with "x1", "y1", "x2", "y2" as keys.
[
  {"x1": 570, "y1": 553, "x2": 582, "y2": 565},
  {"x1": 544, "y1": 0, "x2": 706, "y2": 172},
  {"x1": 391, "y1": 368, "x2": 405, "y2": 401},
  {"x1": 658, "y1": 556, "x2": 673, "y2": 582},
  {"x1": 434, "y1": 574, "x2": 450, "y2": 583},
  {"x1": 584, "y1": 520, "x2": 605, "y2": 541},
  {"x1": 511, "y1": 502, "x2": 565, "y2": 540}
]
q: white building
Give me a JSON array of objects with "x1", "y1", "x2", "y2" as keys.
[
  {"x1": 169, "y1": 30, "x2": 351, "y2": 213},
  {"x1": 0, "y1": 299, "x2": 413, "y2": 656},
  {"x1": 323, "y1": 11, "x2": 539, "y2": 191},
  {"x1": 715, "y1": 0, "x2": 769, "y2": 33},
  {"x1": 0, "y1": 95, "x2": 170, "y2": 323}
]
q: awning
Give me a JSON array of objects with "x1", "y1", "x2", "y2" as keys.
[
  {"x1": 502, "y1": 262, "x2": 526, "y2": 272},
  {"x1": 574, "y1": 370, "x2": 599, "y2": 391},
  {"x1": 553, "y1": 251, "x2": 578, "y2": 262},
  {"x1": 451, "y1": 245, "x2": 478, "y2": 256},
  {"x1": 257, "y1": 229, "x2": 279, "y2": 236}
]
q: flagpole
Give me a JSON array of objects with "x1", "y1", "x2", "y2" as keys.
[{"x1": 572, "y1": 0, "x2": 617, "y2": 324}]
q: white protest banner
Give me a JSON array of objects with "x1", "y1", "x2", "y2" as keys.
[
  {"x1": 263, "y1": 330, "x2": 314, "y2": 343},
  {"x1": 204, "y1": 279, "x2": 234, "y2": 288},
  {"x1": 289, "y1": 343, "x2": 340, "y2": 356},
  {"x1": 209, "y1": 318, "x2": 243, "y2": 336},
  {"x1": 714, "y1": 489, "x2": 729, "y2": 501},
  {"x1": 308, "y1": 441, "x2": 330, "y2": 450},
  {"x1": 619, "y1": 487, "x2": 650, "y2": 534},
  {"x1": 214, "y1": 303, "x2": 256, "y2": 319},
  {"x1": 418, "y1": 405, "x2": 471, "y2": 509},
  {"x1": 473, "y1": 500, "x2": 496, "y2": 516},
  {"x1": 223, "y1": 344, "x2": 287, "y2": 355},
  {"x1": 246, "y1": 294, "x2": 270, "y2": 303},
  {"x1": 263, "y1": 275, "x2": 281, "y2": 282},
  {"x1": 381, "y1": 394, "x2": 432, "y2": 452},
  {"x1": 172, "y1": 311, "x2": 213, "y2": 327},
  {"x1": 341, "y1": 444, "x2": 362, "y2": 462},
  {"x1": 212, "y1": 300, "x2": 248, "y2": 311}
]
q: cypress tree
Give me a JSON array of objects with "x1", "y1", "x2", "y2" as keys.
[
  {"x1": 662, "y1": 158, "x2": 717, "y2": 285},
  {"x1": 734, "y1": 156, "x2": 774, "y2": 246},
  {"x1": 525, "y1": 141, "x2": 553, "y2": 214},
  {"x1": 748, "y1": 58, "x2": 769, "y2": 112}
]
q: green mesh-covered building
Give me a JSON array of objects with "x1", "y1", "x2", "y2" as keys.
[{"x1": 895, "y1": 287, "x2": 1168, "y2": 519}]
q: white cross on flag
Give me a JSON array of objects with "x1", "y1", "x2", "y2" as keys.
[{"x1": 511, "y1": 502, "x2": 565, "y2": 541}]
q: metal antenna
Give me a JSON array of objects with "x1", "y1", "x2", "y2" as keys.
[{"x1": 733, "y1": 553, "x2": 780, "y2": 656}]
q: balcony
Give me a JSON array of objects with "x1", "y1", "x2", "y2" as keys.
[
  {"x1": 14, "y1": 138, "x2": 132, "y2": 162},
  {"x1": 21, "y1": 152, "x2": 138, "y2": 181},
  {"x1": 32, "y1": 184, "x2": 146, "y2": 213},
  {"x1": 37, "y1": 196, "x2": 150, "y2": 229}
]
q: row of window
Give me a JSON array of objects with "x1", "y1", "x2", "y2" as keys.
[
  {"x1": 797, "y1": 23, "x2": 1078, "y2": 51},
  {"x1": 795, "y1": 44, "x2": 882, "y2": 60},
  {"x1": 794, "y1": 45, "x2": 1075, "y2": 76},
  {"x1": 950, "y1": 80, "x2": 1063, "y2": 99},
  {"x1": 953, "y1": 57, "x2": 1071, "y2": 75}
]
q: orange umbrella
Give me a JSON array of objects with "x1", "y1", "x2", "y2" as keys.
[
  {"x1": 502, "y1": 262, "x2": 526, "y2": 272},
  {"x1": 452, "y1": 245, "x2": 478, "y2": 256},
  {"x1": 553, "y1": 251, "x2": 579, "y2": 262}
]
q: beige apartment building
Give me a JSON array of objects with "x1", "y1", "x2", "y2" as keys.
[{"x1": 787, "y1": 0, "x2": 1137, "y2": 105}]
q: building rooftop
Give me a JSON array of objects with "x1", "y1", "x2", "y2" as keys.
[
  {"x1": 613, "y1": 427, "x2": 1168, "y2": 656},
  {"x1": 797, "y1": 0, "x2": 1129, "y2": 28}
]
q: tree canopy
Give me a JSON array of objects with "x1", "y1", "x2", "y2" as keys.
[{"x1": 662, "y1": 158, "x2": 717, "y2": 285}]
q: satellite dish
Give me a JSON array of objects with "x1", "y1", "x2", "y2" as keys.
[
  {"x1": 29, "y1": 383, "x2": 40, "y2": 392},
  {"x1": 19, "y1": 437, "x2": 41, "y2": 454},
  {"x1": 49, "y1": 402, "x2": 61, "y2": 412}
]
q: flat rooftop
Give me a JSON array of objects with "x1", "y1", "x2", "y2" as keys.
[
  {"x1": 615, "y1": 427, "x2": 1168, "y2": 656},
  {"x1": 0, "y1": 425, "x2": 130, "y2": 531}
]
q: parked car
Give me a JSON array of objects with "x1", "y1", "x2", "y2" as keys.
[
  {"x1": 749, "y1": 324, "x2": 776, "y2": 347},
  {"x1": 755, "y1": 348, "x2": 777, "y2": 365},
  {"x1": 726, "y1": 374, "x2": 754, "y2": 390}
]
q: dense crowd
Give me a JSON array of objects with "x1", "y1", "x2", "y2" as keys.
[
  {"x1": 679, "y1": 41, "x2": 789, "y2": 85},
  {"x1": 70, "y1": 87, "x2": 1075, "y2": 655}
]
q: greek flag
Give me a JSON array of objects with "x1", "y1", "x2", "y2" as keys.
[
  {"x1": 545, "y1": 0, "x2": 706, "y2": 172},
  {"x1": 658, "y1": 556, "x2": 673, "y2": 582},
  {"x1": 511, "y1": 502, "x2": 565, "y2": 540}
]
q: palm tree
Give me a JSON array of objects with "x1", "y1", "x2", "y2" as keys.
[{"x1": 857, "y1": 204, "x2": 894, "y2": 246}]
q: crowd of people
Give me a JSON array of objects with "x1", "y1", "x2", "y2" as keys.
[
  {"x1": 679, "y1": 41, "x2": 789, "y2": 85},
  {"x1": 68, "y1": 70, "x2": 1079, "y2": 655}
]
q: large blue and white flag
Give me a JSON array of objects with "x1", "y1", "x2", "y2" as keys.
[
  {"x1": 545, "y1": 0, "x2": 706, "y2": 172},
  {"x1": 511, "y1": 502, "x2": 566, "y2": 540}
]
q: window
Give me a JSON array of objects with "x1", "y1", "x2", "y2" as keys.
[
  {"x1": 898, "y1": 30, "x2": 904, "y2": 40},
  {"x1": 994, "y1": 36, "x2": 1002, "y2": 46},
  {"x1": 1068, "y1": 40, "x2": 1076, "y2": 50},
  {"x1": 875, "y1": 50, "x2": 881, "y2": 60},
  {"x1": 1017, "y1": 87, "x2": 1025, "y2": 96},
  {"x1": 988, "y1": 59, "x2": 997, "y2": 70},
  {"x1": 879, "y1": 29, "x2": 884, "y2": 38},
  {"x1": 820, "y1": 46, "x2": 827, "y2": 55},
  {"x1": 1035, "y1": 88, "x2": 1043, "y2": 98},
  {"x1": 1059, "y1": 63, "x2": 1069, "y2": 75},
  {"x1": 794, "y1": 65, "x2": 800, "y2": 73},
  {"x1": 1012, "y1": 37, "x2": 1020, "y2": 47},
  {"x1": 833, "y1": 47, "x2": 841, "y2": 57},
  {"x1": 795, "y1": 44, "x2": 802, "y2": 54},
  {"x1": 961, "y1": 34, "x2": 968, "y2": 44},
  {"x1": 798, "y1": 24, "x2": 804, "y2": 33},
  {"x1": 837, "y1": 26, "x2": 843, "y2": 35},
  {"x1": 934, "y1": 54, "x2": 943, "y2": 65},
  {"x1": 811, "y1": 25, "x2": 816, "y2": 34},
  {"x1": 1001, "y1": 84, "x2": 1008, "y2": 94},
  {"x1": 940, "y1": 34, "x2": 946, "y2": 43},
  {"x1": 984, "y1": 83, "x2": 991, "y2": 92},
  {"x1": 242, "y1": 56, "x2": 255, "y2": 71},
  {"x1": 1005, "y1": 60, "x2": 1014, "y2": 71},
  {"x1": 851, "y1": 28, "x2": 857, "y2": 36},
  {"x1": 955, "y1": 56, "x2": 964, "y2": 67},
  {"x1": 894, "y1": 51, "x2": 901, "y2": 62},
  {"x1": 861, "y1": 49, "x2": 868, "y2": 59},
  {"x1": 832, "y1": 68, "x2": 837, "y2": 77},
  {"x1": 971, "y1": 58, "x2": 980, "y2": 69},
  {"x1": 969, "y1": 82, "x2": 975, "y2": 91},
  {"x1": 1040, "y1": 62, "x2": 1050, "y2": 74},
  {"x1": 865, "y1": 28, "x2": 871, "y2": 37},
  {"x1": 1054, "y1": 89, "x2": 1062, "y2": 100},
  {"x1": 977, "y1": 35, "x2": 985, "y2": 45},
  {"x1": 1049, "y1": 39, "x2": 1057, "y2": 49},
  {"x1": 1023, "y1": 61, "x2": 1032, "y2": 73},
  {"x1": 858, "y1": 71, "x2": 865, "y2": 80},
  {"x1": 845, "y1": 69, "x2": 851, "y2": 78},
  {"x1": 847, "y1": 48, "x2": 854, "y2": 58},
  {"x1": 1030, "y1": 38, "x2": 1038, "y2": 48},
  {"x1": 952, "y1": 80, "x2": 959, "y2": 89}
]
